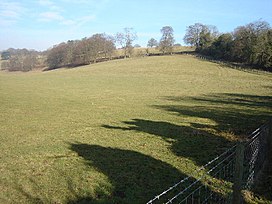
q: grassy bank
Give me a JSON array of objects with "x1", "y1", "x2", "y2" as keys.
[{"x1": 0, "y1": 55, "x2": 271, "y2": 203}]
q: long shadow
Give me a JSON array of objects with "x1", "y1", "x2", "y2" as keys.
[
  {"x1": 102, "y1": 119, "x2": 230, "y2": 166},
  {"x1": 101, "y1": 93, "x2": 271, "y2": 172},
  {"x1": 95, "y1": 93, "x2": 272, "y2": 203},
  {"x1": 164, "y1": 94, "x2": 272, "y2": 111},
  {"x1": 68, "y1": 143, "x2": 229, "y2": 204},
  {"x1": 153, "y1": 93, "x2": 272, "y2": 201},
  {"x1": 102, "y1": 94, "x2": 272, "y2": 168},
  {"x1": 69, "y1": 143, "x2": 186, "y2": 203},
  {"x1": 157, "y1": 93, "x2": 272, "y2": 135}
]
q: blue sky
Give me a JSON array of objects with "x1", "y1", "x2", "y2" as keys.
[{"x1": 1, "y1": 0, "x2": 272, "y2": 51}]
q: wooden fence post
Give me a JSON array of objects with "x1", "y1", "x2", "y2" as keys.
[
  {"x1": 268, "y1": 119, "x2": 272, "y2": 161},
  {"x1": 232, "y1": 142, "x2": 245, "y2": 204}
]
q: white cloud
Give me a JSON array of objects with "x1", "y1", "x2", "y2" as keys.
[
  {"x1": 62, "y1": 14, "x2": 96, "y2": 27},
  {"x1": 77, "y1": 15, "x2": 96, "y2": 26},
  {"x1": 1, "y1": 10, "x2": 19, "y2": 18},
  {"x1": 0, "y1": 1, "x2": 25, "y2": 25},
  {"x1": 39, "y1": 11, "x2": 64, "y2": 22},
  {"x1": 0, "y1": 18, "x2": 17, "y2": 26},
  {"x1": 37, "y1": 0, "x2": 96, "y2": 27},
  {"x1": 38, "y1": 0, "x2": 62, "y2": 12},
  {"x1": 38, "y1": 0, "x2": 54, "y2": 7},
  {"x1": 0, "y1": 1, "x2": 23, "y2": 18},
  {"x1": 60, "y1": 0, "x2": 93, "y2": 4},
  {"x1": 38, "y1": 11, "x2": 95, "y2": 28},
  {"x1": 61, "y1": 19, "x2": 76, "y2": 26}
]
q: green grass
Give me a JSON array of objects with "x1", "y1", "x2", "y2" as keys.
[{"x1": 0, "y1": 55, "x2": 271, "y2": 203}]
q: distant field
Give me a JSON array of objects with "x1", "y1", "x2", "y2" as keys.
[
  {"x1": 115, "y1": 46, "x2": 195, "y2": 57},
  {"x1": 0, "y1": 55, "x2": 271, "y2": 203}
]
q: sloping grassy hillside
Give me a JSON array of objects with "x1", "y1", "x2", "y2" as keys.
[{"x1": 0, "y1": 55, "x2": 271, "y2": 203}]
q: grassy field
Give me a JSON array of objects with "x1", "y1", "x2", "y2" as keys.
[
  {"x1": 0, "y1": 55, "x2": 271, "y2": 203},
  {"x1": 115, "y1": 46, "x2": 195, "y2": 57}
]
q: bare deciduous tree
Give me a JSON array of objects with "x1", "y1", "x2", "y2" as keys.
[
  {"x1": 147, "y1": 38, "x2": 158, "y2": 48},
  {"x1": 116, "y1": 28, "x2": 137, "y2": 58},
  {"x1": 183, "y1": 23, "x2": 218, "y2": 50},
  {"x1": 159, "y1": 26, "x2": 175, "y2": 54},
  {"x1": 1, "y1": 49, "x2": 40, "y2": 72}
]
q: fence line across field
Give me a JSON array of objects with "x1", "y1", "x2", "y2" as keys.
[
  {"x1": 243, "y1": 123, "x2": 269, "y2": 190},
  {"x1": 147, "y1": 120, "x2": 271, "y2": 204},
  {"x1": 148, "y1": 145, "x2": 235, "y2": 201}
]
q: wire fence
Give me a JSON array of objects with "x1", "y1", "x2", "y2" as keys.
[
  {"x1": 243, "y1": 123, "x2": 269, "y2": 190},
  {"x1": 147, "y1": 121, "x2": 271, "y2": 204},
  {"x1": 194, "y1": 54, "x2": 271, "y2": 74}
]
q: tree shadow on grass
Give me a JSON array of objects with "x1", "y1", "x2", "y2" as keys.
[
  {"x1": 102, "y1": 119, "x2": 231, "y2": 166},
  {"x1": 101, "y1": 94, "x2": 272, "y2": 168},
  {"x1": 68, "y1": 143, "x2": 185, "y2": 203},
  {"x1": 156, "y1": 93, "x2": 272, "y2": 136},
  {"x1": 96, "y1": 93, "x2": 272, "y2": 203},
  {"x1": 68, "y1": 143, "x2": 229, "y2": 204}
]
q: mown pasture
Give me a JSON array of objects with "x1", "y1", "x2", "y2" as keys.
[{"x1": 0, "y1": 55, "x2": 271, "y2": 203}]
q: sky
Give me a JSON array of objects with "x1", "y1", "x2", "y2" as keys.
[{"x1": 1, "y1": 0, "x2": 272, "y2": 51}]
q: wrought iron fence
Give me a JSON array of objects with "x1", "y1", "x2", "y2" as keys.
[{"x1": 147, "y1": 121, "x2": 271, "y2": 204}]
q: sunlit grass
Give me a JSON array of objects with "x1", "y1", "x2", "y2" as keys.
[{"x1": 0, "y1": 55, "x2": 271, "y2": 203}]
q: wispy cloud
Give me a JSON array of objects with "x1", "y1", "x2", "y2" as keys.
[
  {"x1": 37, "y1": 0, "x2": 95, "y2": 27},
  {"x1": 38, "y1": 0, "x2": 54, "y2": 7},
  {"x1": 39, "y1": 11, "x2": 64, "y2": 22},
  {"x1": 60, "y1": 0, "x2": 95, "y2": 4},
  {"x1": 76, "y1": 15, "x2": 96, "y2": 27},
  {"x1": 0, "y1": 1, "x2": 25, "y2": 26},
  {"x1": 37, "y1": 0, "x2": 64, "y2": 23},
  {"x1": 38, "y1": 0, "x2": 62, "y2": 12},
  {"x1": 38, "y1": 11, "x2": 95, "y2": 27}
]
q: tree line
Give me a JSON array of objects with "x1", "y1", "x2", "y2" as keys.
[
  {"x1": 1, "y1": 48, "x2": 46, "y2": 72},
  {"x1": 183, "y1": 20, "x2": 272, "y2": 70},
  {"x1": 46, "y1": 33, "x2": 117, "y2": 69},
  {"x1": 46, "y1": 28, "x2": 140, "y2": 70},
  {"x1": 0, "y1": 31, "x2": 122, "y2": 71},
  {"x1": 1, "y1": 20, "x2": 271, "y2": 71},
  {"x1": 1, "y1": 26, "x2": 175, "y2": 71}
]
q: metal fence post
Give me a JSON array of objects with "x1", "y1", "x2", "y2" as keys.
[{"x1": 232, "y1": 142, "x2": 245, "y2": 204}]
